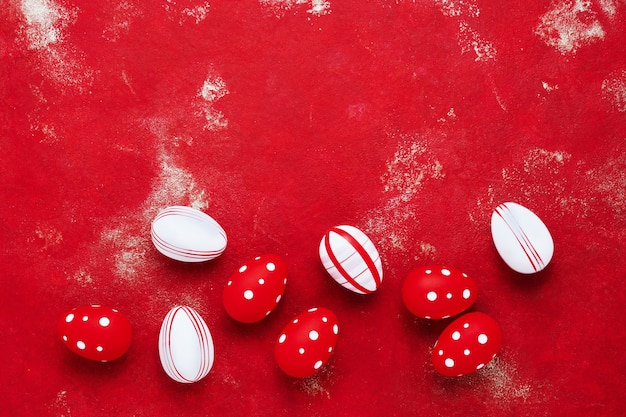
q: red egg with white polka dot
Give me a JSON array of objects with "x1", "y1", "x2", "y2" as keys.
[
  {"x1": 432, "y1": 312, "x2": 502, "y2": 377},
  {"x1": 57, "y1": 305, "x2": 132, "y2": 362},
  {"x1": 223, "y1": 254, "x2": 288, "y2": 323},
  {"x1": 402, "y1": 265, "x2": 477, "y2": 319},
  {"x1": 274, "y1": 307, "x2": 339, "y2": 378}
]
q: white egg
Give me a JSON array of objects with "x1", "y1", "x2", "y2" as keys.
[
  {"x1": 319, "y1": 225, "x2": 383, "y2": 294},
  {"x1": 491, "y1": 202, "x2": 554, "y2": 274},
  {"x1": 158, "y1": 306, "x2": 214, "y2": 383},
  {"x1": 151, "y1": 206, "x2": 227, "y2": 262}
]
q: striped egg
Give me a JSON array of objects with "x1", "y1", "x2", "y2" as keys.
[
  {"x1": 491, "y1": 202, "x2": 554, "y2": 274},
  {"x1": 319, "y1": 225, "x2": 383, "y2": 294},
  {"x1": 158, "y1": 306, "x2": 215, "y2": 384}
]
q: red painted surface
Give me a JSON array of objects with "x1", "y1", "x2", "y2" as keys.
[{"x1": 1, "y1": 0, "x2": 625, "y2": 415}]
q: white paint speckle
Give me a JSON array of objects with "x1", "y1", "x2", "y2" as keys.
[{"x1": 535, "y1": 0, "x2": 605, "y2": 55}]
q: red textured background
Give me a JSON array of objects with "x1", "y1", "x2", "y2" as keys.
[{"x1": 2, "y1": 0, "x2": 625, "y2": 415}]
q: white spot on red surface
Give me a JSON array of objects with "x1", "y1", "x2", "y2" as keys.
[{"x1": 534, "y1": 0, "x2": 605, "y2": 55}]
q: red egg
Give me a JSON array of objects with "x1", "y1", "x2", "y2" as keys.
[
  {"x1": 402, "y1": 265, "x2": 477, "y2": 319},
  {"x1": 274, "y1": 307, "x2": 339, "y2": 378},
  {"x1": 57, "y1": 305, "x2": 132, "y2": 362},
  {"x1": 223, "y1": 254, "x2": 288, "y2": 323},
  {"x1": 432, "y1": 312, "x2": 502, "y2": 377}
]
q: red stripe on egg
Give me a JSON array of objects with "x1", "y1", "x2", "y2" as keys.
[
  {"x1": 495, "y1": 203, "x2": 545, "y2": 272},
  {"x1": 324, "y1": 228, "x2": 374, "y2": 294}
]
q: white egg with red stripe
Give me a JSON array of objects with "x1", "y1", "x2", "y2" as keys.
[
  {"x1": 491, "y1": 202, "x2": 554, "y2": 274},
  {"x1": 151, "y1": 206, "x2": 227, "y2": 262},
  {"x1": 319, "y1": 225, "x2": 383, "y2": 294},
  {"x1": 158, "y1": 306, "x2": 215, "y2": 383},
  {"x1": 432, "y1": 312, "x2": 502, "y2": 377}
]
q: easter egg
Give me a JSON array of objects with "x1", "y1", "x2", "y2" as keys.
[
  {"x1": 402, "y1": 265, "x2": 477, "y2": 319},
  {"x1": 158, "y1": 306, "x2": 215, "y2": 383},
  {"x1": 151, "y1": 206, "x2": 227, "y2": 262},
  {"x1": 319, "y1": 225, "x2": 383, "y2": 294},
  {"x1": 274, "y1": 307, "x2": 339, "y2": 378},
  {"x1": 57, "y1": 305, "x2": 132, "y2": 362},
  {"x1": 223, "y1": 254, "x2": 288, "y2": 323},
  {"x1": 491, "y1": 202, "x2": 554, "y2": 274},
  {"x1": 432, "y1": 312, "x2": 502, "y2": 377}
]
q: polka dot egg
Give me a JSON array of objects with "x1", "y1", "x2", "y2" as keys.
[
  {"x1": 402, "y1": 265, "x2": 478, "y2": 319},
  {"x1": 222, "y1": 254, "x2": 288, "y2": 323},
  {"x1": 274, "y1": 307, "x2": 339, "y2": 378},
  {"x1": 431, "y1": 312, "x2": 502, "y2": 377},
  {"x1": 57, "y1": 305, "x2": 132, "y2": 362}
]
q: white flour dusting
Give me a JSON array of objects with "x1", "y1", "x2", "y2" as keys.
[
  {"x1": 469, "y1": 148, "x2": 572, "y2": 225},
  {"x1": 458, "y1": 20, "x2": 497, "y2": 62},
  {"x1": 585, "y1": 153, "x2": 626, "y2": 217},
  {"x1": 363, "y1": 133, "x2": 444, "y2": 257},
  {"x1": 598, "y1": 0, "x2": 618, "y2": 17},
  {"x1": 102, "y1": 1, "x2": 141, "y2": 41},
  {"x1": 601, "y1": 70, "x2": 626, "y2": 112},
  {"x1": 181, "y1": 2, "x2": 211, "y2": 24},
  {"x1": 19, "y1": 0, "x2": 93, "y2": 91},
  {"x1": 435, "y1": 0, "x2": 480, "y2": 18},
  {"x1": 198, "y1": 72, "x2": 229, "y2": 130},
  {"x1": 49, "y1": 390, "x2": 71, "y2": 417},
  {"x1": 535, "y1": 0, "x2": 605, "y2": 55},
  {"x1": 259, "y1": 0, "x2": 331, "y2": 18}
]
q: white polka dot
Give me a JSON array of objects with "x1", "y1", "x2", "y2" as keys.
[
  {"x1": 275, "y1": 295, "x2": 281, "y2": 303},
  {"x1": 328, "y1": 347, "x2": 333, "y2": 353},
  {"x1": 464, "y1": 349, "x2": 471, "y2": 356},
  {"x1": 99, "y1": 317, "x2": 110, "y2": 327},
  {"x1": 65, "y1": 314, "x2": 74, "y2": 323},
  {"x1": 255, "y1": 256, "x2": 261, "y2": 260},
  {"x1": 451, "y1": 331, "x2": 461, "y2": 341},
  {"x1": 427, "y1": 291, "x2": 437, "y2": 301},
  {"x1": 239, "y1": 265, "x2": 247, "y2": 273},
  {"x1": 112, "y1": 309, "x2": 118, "y2": 313},
  {"x1": 309, "y1": 330, "x2": 319, "y2": 341},
  {"x1": 441, "y1": 268, "x2": 451, "y2": 276},
  {"x1": 425, "y1": 269, "x2": 432, "y2": 274},
  {"x1": 322, "y1": 317, "x2": 328, "y2": 323},
  {"x1": 279, "y1": 334, "x2": 286, "y2": 343},
  {"x1": 283, "y1": 278, "x2": 287, "y2": 285},
  {"x1": 96, "y1": 346, "x2": 103, "y2": 352},
  {"x1": 266, "y1": 262, "x2": 276, "y2": 271},
  {"x1": 446, "y1": 293, "x2": 453, "y2": 299},
  {"x1": 476, "y1": 363, "x2": 485, "y2": 370},
  {"x1": 62, "y1": 335, "x2": 68, "y2": 342},
  {"x1": 332, "y1": 324, "x2": 339, "y2": 335},
  {"x1": 438, "y1": 349, "x2": 444, "y2": 356},
  {"x1": 463, "y1": 323, "x2": 470, "y2": 329},
  {"x1": 266, "y1": 311, "x2": 271, "y2": 316},
  {"x1": 308, "y1": 307, "x2": 318, "y2": 312},
  {"x1": 314, "y1": 360, "x2": 323, "y2": 369},
  {"x1": 444, "y1": 358, "x2": 455, "y2": 368},
  {"x1": 76, "y1": 341, "x2": 86, "y2": 350},
  {"x1": 244, "y1": 290, "x2": 254, "y2": 300},
  {"x1": 82, "y1": 315, "x2": 89, "y2": 322},
  {"x1": 293, "y1": 319, "x2": 299, "y2": 324},
  {"x1": 258, "y1": 278, "x2": 265, "y2": 285},
  {"x1": 478, "y1": 334, "x2": 488, "y2": 344},
  {"x1": 442, "y1": 315, "x2": 450, "y2": 319},
  {"x1": 463, "y1": 289, "x2": 471, "y2": 299},
  {"x1": 299, "y1": 348, "x2": 305, "y2": 354},
  {"x1": 462, "y1": 273, "x2": 467, "y2": 277},
  {"x1": 227, "y1": 280, "x2": 232, "y2": 286},
  {"x1": 424, "y1": 315, "x2": 431, "y2": 319}
]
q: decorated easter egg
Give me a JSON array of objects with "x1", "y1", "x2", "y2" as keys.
[
  {"x1": 402, "y1": 265, "x2": 477, "y2": 319},
  {"x1": 432, "y1": 312, "x2": 502, "y2": 377},
  {"x1": 57, "y1": 305, "x2": 132, "y2": 362},
  {"x1": 274, "y1": 307, "x2": 339, "y2": 378},
  {"x1": 151, "y1": 206, "x2": 227, "y2": 262},
  {"x1": 319, "y1": 225, "x2": 383, "y2": 294},
  {"x1": 491, "y1": 202, "x2": 554, "y2": 274},
  {"x1": 159, "y1": 306, "x2": 215, "y2": 383},
  {"x1": 223, "y1": 254, "x2": 288, "y2": 323}
]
